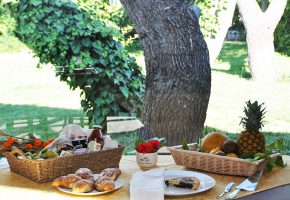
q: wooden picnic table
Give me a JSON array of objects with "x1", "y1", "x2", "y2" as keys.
[{"x1": 0, "y1": 155, "x2": 289, "y2": 200}]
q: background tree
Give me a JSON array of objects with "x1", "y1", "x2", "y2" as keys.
[
  {"x1": 237, "y1": 0, "x2": 287, "y2": 81},
  {"x1": 194, "y1": 0, "x2": 237, "y2": 65},
  {"x1": 274, "y1": 0, "x2": 289, "y2": 56},
  {"x1": 120, "y1": 0, "x2": 211, "y2": 145}
]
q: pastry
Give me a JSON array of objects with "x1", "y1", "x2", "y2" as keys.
[
  {"x1": 95, "y1": 177, "x2": 115, "y2": 192},
  {"x1": 52, "y1": 174, "x2": 82, "y2": 188},
  {"x1": 100, "y1": 168, "x2": 121, "y2": 180},
  {"x1": 72, "y1": 179, "x2": 95, "y2": 193},
  {"x1": 93, "y1": 174, "x2": 103, "y2": 182},
  {"x1": 165, "y1": 176, "x2": 200, "y2": 190},
  {"x1": 96, "y1": 180, "x2": 115, "y2": 191},
  {"x1": 51, "y1": 176, "x2": 66, "y2": 187},
  {"x1": 75, "y1": 168, "x2": 94, "y2": 180}
]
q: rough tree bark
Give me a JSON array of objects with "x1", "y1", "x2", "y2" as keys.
[
  {"x1": 120, "y1": 0, "x2": 211, "y2": 145},
  {"x1": 237, "y1": 0, "x2": 287, "y2": 82},
  {"x1": 205, "y1": 0, "x2": 237, "y2": 65}
]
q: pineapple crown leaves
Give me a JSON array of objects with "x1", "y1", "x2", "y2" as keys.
[{"x1": 240, "y1": 100, "x2": 267, "y2": 132}]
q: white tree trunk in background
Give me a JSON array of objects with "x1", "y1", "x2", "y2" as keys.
[
  {"x1": 206, "y1": 0, "x2": 237, "y2": 65},
  {"x1": 109, "y1": 0, "x2": 122, "y2": 9},
  {"x1": 237, "y1": 0, "x2": 287, "y2": 82}
]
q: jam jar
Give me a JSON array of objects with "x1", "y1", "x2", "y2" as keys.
[{"x1": 88, "y1": 125, "x2": 104, "y2": 147}]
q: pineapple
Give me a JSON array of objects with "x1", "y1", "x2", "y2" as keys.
[{"x1": 237, "y1": 100, "x2": 266, "y2": 154}]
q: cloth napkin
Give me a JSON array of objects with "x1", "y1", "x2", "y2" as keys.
[
  {"x1": 130, "y1": 168, "x2": 165, "y2": 200},
  {"x1": 0, "y1": 158, "x2": 9, "y2": 169}
]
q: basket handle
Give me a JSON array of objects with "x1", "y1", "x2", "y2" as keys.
[{"x1": 10, "y1": 148, "x2": 28, "y2": 160}]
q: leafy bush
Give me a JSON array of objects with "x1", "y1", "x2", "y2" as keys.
[
  {"x1": 0, "y1": 3, "x2": 16, "y2": 36},
  {"x1": 11, "y1": 0, "x2": 145, "y2": 125},
  {"x1": 189, "y1": 0, "x2": 228, "y2": 38},
  {"x1": 77, "y1": 0, "x2": 139, "y2": 50},
  {"x1": 274, "y1": 0, "x2": 290, "y2": 56}
]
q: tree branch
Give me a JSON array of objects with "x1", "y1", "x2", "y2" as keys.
[
  {"x1": 237, "y1": 0, "x2": 263, "y2": 26},
  {"x1": 265, "y1": 0, "x2": 287, "y2": 30}
]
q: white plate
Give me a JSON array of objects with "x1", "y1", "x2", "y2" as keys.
[
  {"x1": 57, "y1": 178, "x2": 125, "y2": 196},
  {"x1": 164, "y1": 170, "x2": 216, "y2": 196}
]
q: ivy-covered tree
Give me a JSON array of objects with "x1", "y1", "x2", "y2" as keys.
[{"x1": 11, "y1": 0, "x2": 145, "y2": 125}]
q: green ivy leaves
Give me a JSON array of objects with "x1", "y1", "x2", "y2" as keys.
[{"x1": 12, "y1": 0, "x2": 145, "y2": 126}]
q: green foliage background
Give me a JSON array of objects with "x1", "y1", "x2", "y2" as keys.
[
  {"x1": 10, "y1": 0, "x2": 145, "y2": 126},
  {"x1": 274, "y1": 0, "x2": 290, "y2": 56},
  {"x1": 0, "y1": 3, "x2": 15, "y2": 35},
  {"x1": 193, "y1": 0, "x2": 227, "y2": 39}
]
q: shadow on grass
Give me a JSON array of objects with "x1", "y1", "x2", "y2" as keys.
[
  {"x1": 213, "y1": 41, "x2": 252, "y2": 79},
  {"x1": 0, "y1": 103, "x2": 88, "y2": 141}
]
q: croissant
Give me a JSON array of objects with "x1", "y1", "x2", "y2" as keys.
[
  {"x1": 93, "y1": 174, "x2": 103, "y2": 182},
  {"x1": 51, "y1": 176, "x2": 66, "y2": 187},
  {"x1": 95, "y1": 177, "x2": 115, "y2": 192},
  {"x1": 97, "y1": 180, "x2": 115, "y2": 192},
  {"x1": 52, "y1": 174, "x2": 82, "y2": 188},
  {"x1": 72, "y1": 179, "x2": 95, "y2": 193},
  {"x1": 75, "y1": 168, "x2": 94, "y2": 180},
  {"x1": 100, "y1": 168, "x2": 121, "y2": 180}
]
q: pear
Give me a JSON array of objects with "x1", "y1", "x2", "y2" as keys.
[
  {"x1": 32, "y1": 155, "x2": 41, "y2": 160},
  {"x1": 45, "y1": 150, "x2": 59, "y2": 159}
]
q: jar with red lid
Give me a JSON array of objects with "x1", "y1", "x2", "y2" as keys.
[{"x1": 88, "y1": 125, "x2": 104, "y2": 147}]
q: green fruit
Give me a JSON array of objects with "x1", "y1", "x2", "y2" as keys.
[
  {"x1": 32, "y1": 155, "x2": 41, "y2": 160},
  {"x1": 41, "y1": 152, "x2": 47, "y2": 159},
  {"x1": 62, "y1": 152, "x2": 73, "y2": 157},
  {"x1": 45, "y1": 150, "x2": 58, "y2": 158}
]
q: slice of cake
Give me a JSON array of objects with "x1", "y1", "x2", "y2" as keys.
[{"x1": 165, "y1": 177, "x2": 200, "y2": 190}]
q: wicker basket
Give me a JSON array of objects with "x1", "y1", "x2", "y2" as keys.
[
  {"x1": 3, "y1": 145, "x2": 124, "y2": 183},
  {"x1": 168, "y1": 144, "x2": 270, "y2": 177}
]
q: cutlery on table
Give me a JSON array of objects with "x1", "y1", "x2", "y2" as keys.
[
  {"x1": 216, "y1": 182, "x2": 235, "y2": 199},
  {"x1": 224, "y1": 166, "x2": 265, "y2": 200}
]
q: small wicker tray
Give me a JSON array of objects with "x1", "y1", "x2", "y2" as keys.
[
  {"x1": 3, "y1": 146, "x2": 124, "y2": 183},
  {"x1": 168, "y1": 144, "x2": 270, "y2": 177}
]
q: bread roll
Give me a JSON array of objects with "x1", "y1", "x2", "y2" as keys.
[
  {"x1": 72, "y1": 179, "x2": 94, "y2": 193},
  {"x1": 100, "y1": 168, "x2": 121, "y2": 180},
  {"x1": 97, "y1": 180, "x2": 115, "y2": 191},
  {"x1": 52, "y1": 174, "x2": 82, "y2": 188},
  {"x1": 51, "y1": 176, "x2": 65, "y2": 187},
  {"x1": 95, "y1": 176, "x2": 115, "y2": 192},
  {"x1": 75, "y1": 168, "x2": 94, "y2": 180}
]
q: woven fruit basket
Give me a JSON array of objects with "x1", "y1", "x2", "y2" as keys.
[
  {"x1": 2, "y1": 145, "x2": 124, "y2": 183},
  {"x1": 168, "y1": 144, "x2": 274, "y2": 177}
]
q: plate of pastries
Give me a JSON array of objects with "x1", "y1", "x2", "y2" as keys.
[{"x1": 52, "y1": 167, "x2": 124, "y2": 195}]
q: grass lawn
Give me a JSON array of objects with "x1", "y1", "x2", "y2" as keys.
[{"x1": 0, "y1": 37, "x2": 289, "y2": 153}]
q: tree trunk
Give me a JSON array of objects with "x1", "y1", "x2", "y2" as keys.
[
  {"x1": 237, "y1": 0, "x2": 287, "y2": 82},
  {"x1": 120, "y1": 0, "x2": 211, "y2": 145},
  {"x1": 206, "y1": 0, "x2": 237, "y2": 65}
]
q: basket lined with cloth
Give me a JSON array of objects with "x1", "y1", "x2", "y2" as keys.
[
  {"x1": 168, "y1": 144, "x2": 274, "y2": 177},
  {"x1": 3, "y1": 145, "x2": 124, "y2": 183}
]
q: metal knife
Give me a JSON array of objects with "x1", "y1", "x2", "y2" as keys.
[{"x1": 224, "y1": 167, "x2": 265, "y2": 200}]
